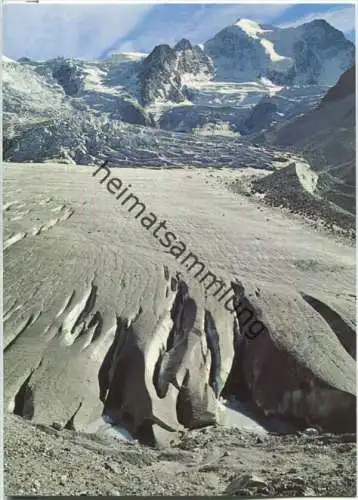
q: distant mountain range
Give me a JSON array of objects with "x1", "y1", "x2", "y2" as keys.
[
  {"x1": 3, "y1": 17, "x2": 355, "y2": 167},
  {"x1": 205, "y1": 18, "x2": 354, "y2": 85}
]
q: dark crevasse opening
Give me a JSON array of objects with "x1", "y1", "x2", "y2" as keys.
[
  {"x1": 14, "y1": 372, "x2": 35, "y2": 420},
  {"x1": 134, "y1": 419, "x2": 156, "y2": 447},
  {"x1": 97, "y1": 316, "x2": 156, "y2": 445},
  {"x1": 221, "y1": 332, "x2": 251, "y2": 404},
  {"x1": 166, "y1": 278, "x2": 189, "y2": 351}
]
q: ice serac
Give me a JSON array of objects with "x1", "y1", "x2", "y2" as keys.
[
  {"x1": 83, "y1": 277, "x2": 357, "y2": 437},
  {"x1": 98, "y1": 276, "x2": 235, "y2": 444},
  {"x1": 5, "y1": 272, "x2": 355, "y2": 443}
]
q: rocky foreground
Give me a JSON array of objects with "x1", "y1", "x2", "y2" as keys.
[{"x1": 4, "y1": 414, "x2": 356, "y2": 496}]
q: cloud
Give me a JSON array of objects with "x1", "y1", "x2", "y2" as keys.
[
  {"x1": 183, "y1": 4, "x2": 293, "y2": 42},
  {"x1": 278, "y1": 6, "x2": 355, "y2": 35},
  {"x1": 3, "y1": 4, "x2": 152, "y2": 60},
  {"x1": 106, "y1": 3, "x2": 292, "y2": 56},
  {"x1": 116, "y1": 41, "x2": 144, "y2": 54},
  {"x1": 5, "y1": 3, "x2": 353, "y2": 62}
]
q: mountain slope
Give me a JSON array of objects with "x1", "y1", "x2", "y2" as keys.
[
  {"x1": 204, "y1": 19, "x2": 292, "y2": 83},
  {"x1": 252, "y1": 64, "x2": 356, "y2": 230},
  {"x1": 274, "y1": 64, "x2": 355, "y2": 152}
]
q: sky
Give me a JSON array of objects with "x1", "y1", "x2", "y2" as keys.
[{"x1": 3, "y1": 3, "x2": 355, "y2": 61}]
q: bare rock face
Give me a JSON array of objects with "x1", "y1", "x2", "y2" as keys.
[
  {"x1": 139, "y1": 42, "x2": 213, "y2": 107},
  {"x1": 288, "y1": 20, "x2": 354, "y2": 86},
  {"x1": 139, "y1": 45, "x2": 183, "y2": 107},
  {"x1": 51, "y1": 59, "x2": 85, "y2": 96},
  {"x1": 204, "y1": 25, "x2": 268, "y2": 82},
  {"x1": 319, "y1": 64, "x2": 355, "y2": 108},
  {"x1": 175, "y1": 39, "x2": 214, "y2": 77},
  {"x1": 242, "y1": 100, "x2": 278, "y2": 134}
]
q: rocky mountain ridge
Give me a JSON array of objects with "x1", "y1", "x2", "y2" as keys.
[
  {"x1": 137, "y1": 18, "x2": 354, "y2": 108},
  {"x1": 139, "y1": 39, "x2": 213, "y2": 107}
]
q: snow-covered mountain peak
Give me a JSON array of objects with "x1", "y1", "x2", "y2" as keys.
[
  {"x1": 174, "y1": 38, "x2": 193, "y2": 52},
  {"x1": 205, "y1": 17, "x2": 354, "y2": 85},
  {"x1": 233, "y1": 18, "x2": 292, "y2": 70},
  {"x1": 234, "y1": 18, "x2": 269, "y2": 39},
  {"x1": 3, "y1": 55, "x2": 16, "y2": 64}
]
